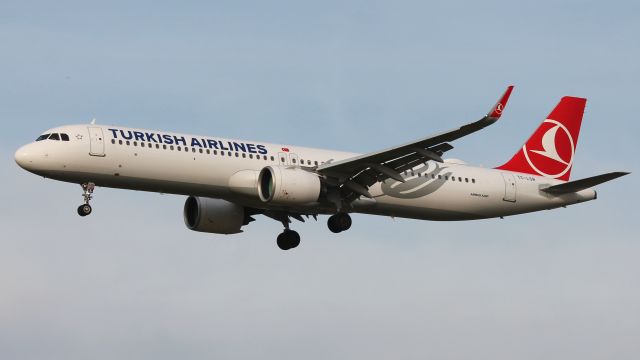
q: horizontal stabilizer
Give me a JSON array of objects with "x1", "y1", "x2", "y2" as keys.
[{"x1": 541, "y1": 172, "x2": 629, "y2": 195}]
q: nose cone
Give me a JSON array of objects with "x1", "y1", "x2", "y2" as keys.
[{"x1": 15, "y1": 145, "x2": 34, "y2": 170}]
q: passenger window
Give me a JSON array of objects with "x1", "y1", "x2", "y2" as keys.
[
  {"x1": 206, "y1": 149, "x2": 209, "y2": 154},
  {"x1": 126, "y1": 141, "x2": 130, "y2": 146},
  {"x1": 213, "y1": 150, "x2": 217, "y2": 155},
  {"x1": 163, "y1": 144, "x2": 167, "y2": 150},
  {"x1": 133, "y1": 141, "x2": 138, "y2": 146},
  {"x1": 465, "y1": 178, "x2": 469, "y2": 183},
  {"x1": 249, "y1": 154, "x2": 253, "y2": 159},
  {"x1": 228, "y1": 152, "x2": 232, "y2": 156},
  {"x1": 281, "y1": 157, "x2": 285, "y2": 162},
  {"x1": 61, "y1": 133, "x2": 70, "y2": 141},
  {"x1": 185, "y1": 147, "x2": 189, "y2": 152},
  {"x1": 111, "y1": 139, "x2": 115, "y2": 144},
  {"x1": 199, "y1": 148, "x2": 203, "y2": 153},
  {"x1": 170, "y1": 145, "x2": 174, "y2": 150},
  {"x1": 36, "y1": 134, "x2": 50, "y2": 141},
  {"x1": 314, "y1": 161, "x2": 318, "y2": 166},
  {"x1": 458, "y1": 177, "x2": 462, "y2": 182},
  {"x1": 119, "y1": 140, "x2": 123, "y2": 145},
  {"x1": 49, "y1": 133, "x2": 60, "y2": 141},
  {"x1": 242, "y1": 153, "x2": 246, "y2": 158},
  {"x1": 270, "y1": 156, "x2": 274, "y2": 161},
  {"x1": 438, "y1": 175, "x2": 441, "y2": 179},
  {"x1": 472, "y1": 179, "x2": 476, "y2": 183},
  {"x1": 235, "y1": 152, "x2": 239, "y2": 157},
  {"x1": 156, "y1": 144, "x2": 160, "y2": 149},
  {"x1": 292, "y1": 158, "x2": 297, "y2": 164}
]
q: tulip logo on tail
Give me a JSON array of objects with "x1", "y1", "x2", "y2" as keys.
[
  {"x1": 523, "y1": 119, "x2": 575, "y2": 179},
  {"x1": 496, "y1": 96, "x2": 585, "y2": 182}
]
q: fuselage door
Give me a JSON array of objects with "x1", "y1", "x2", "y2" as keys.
[
  {"x1": 278, "y1": 152, "x2": 288, "y2": 166},
  {"x1": 288, "y1": 153, "x2": 299, "y2": 166},
  {"x1": 502, "y1": 172, "x2": 517, "y2": 202},
  {"x1": 88, "y1": 127, "x2": 106, "y2": 157}
]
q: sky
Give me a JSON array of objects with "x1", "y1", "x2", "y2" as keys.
[{"x1": 1, "y1": 0, "x2": 639, "y2": 359}]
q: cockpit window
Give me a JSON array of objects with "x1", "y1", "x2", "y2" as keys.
[{"x1": 35, "y1": 133, "x2": 70, "y2": 142}]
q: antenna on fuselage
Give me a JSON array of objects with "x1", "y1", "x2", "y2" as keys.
[{"x1": 90, "y1": 118, "x2": 96, "y2": 125}]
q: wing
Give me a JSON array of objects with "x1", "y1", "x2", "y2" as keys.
[{"x1": 317, "y1": 86, "x2": 514, "y2": 200}]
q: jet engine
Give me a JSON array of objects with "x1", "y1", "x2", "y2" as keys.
[
  {"x1": 183, "y1": 196, "x2": 247, "y2": 234},
  {"x1": 258, "y1": 166, "x2": 321, "y2": 205}
]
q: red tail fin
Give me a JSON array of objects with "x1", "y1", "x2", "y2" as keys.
[{"x1": 496, "y1": 96, "x2": 586, "y2": 181}]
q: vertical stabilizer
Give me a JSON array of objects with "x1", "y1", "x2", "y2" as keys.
[{"x1": 497, "y1": 96, "x2": 586, "y2": 181}]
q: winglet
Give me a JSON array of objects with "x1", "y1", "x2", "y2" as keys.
[{"x1": 487, "y1": 85, "x2": 514, "y2": 120}]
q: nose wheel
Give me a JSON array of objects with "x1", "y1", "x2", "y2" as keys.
[{"x1": 77, "y1": 182, "x2": 95, "y2": 217}]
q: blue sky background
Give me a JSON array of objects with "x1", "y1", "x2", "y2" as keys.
[{"x1": 1, "y1": 1, "x2": 638, "y2": 359}]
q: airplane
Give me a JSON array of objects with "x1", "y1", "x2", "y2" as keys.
[{"x1": 14, "y1": 86, "x2": 629, "y2": 250}]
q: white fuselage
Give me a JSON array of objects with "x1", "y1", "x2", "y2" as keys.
[{"x1": 15, "y1": 124, "x2": 597, "y2": 221}]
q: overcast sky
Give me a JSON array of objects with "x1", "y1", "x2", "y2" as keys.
[{"x1": 1, "y1": 1, "x2": 639, "y2": 359}]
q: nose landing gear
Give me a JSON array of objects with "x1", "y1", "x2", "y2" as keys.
[{"x1": 77, "y1": 182, "x2": 95, "y2": 217}]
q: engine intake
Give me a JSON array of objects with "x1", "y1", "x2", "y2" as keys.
[
  {"x1": 258, "y1": 166, "x2": 321, "y2": 205},
  {"x1": 183, "y1": 196, "x2": 246, "y2": 234}
]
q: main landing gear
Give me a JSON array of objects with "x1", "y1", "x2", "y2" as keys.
[
  {"x1": 274, "y1": 213, "x2": 352, "y2": 251},
  {"x1": 327, "y1": 213, "x2": 352, "y2": 233},
  {"x1": 276, "y1": 229, "x2": 301, "y2": 251},
  {"x1": 77, "y1": 182, "x2": 95, "y2": 217}
]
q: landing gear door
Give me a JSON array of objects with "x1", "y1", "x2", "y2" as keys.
[
  {"x1": 88, "y1": 127, "x2": 106, "y2": 157},
  {"x1": 502, "y1": 172, "x2": 517, "y2": 202}
]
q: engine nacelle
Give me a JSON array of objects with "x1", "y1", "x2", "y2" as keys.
[
  {"x1": 183, "y1": 196, "x2": 245, "y2": 234},
  {"x1": 258, "y1": 166, "x2": 321, "y2": 205}
]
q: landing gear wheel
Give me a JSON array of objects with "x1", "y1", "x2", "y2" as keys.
[
  {"x1": 77, "y1": 204, "x2": 92, "y2": 217},
  {"x1": 277, "y1": 229, "x2": 301, "y2": 250},
  {"x1": 328, "y1": 213, "x2": 352, "y2": 233}
]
